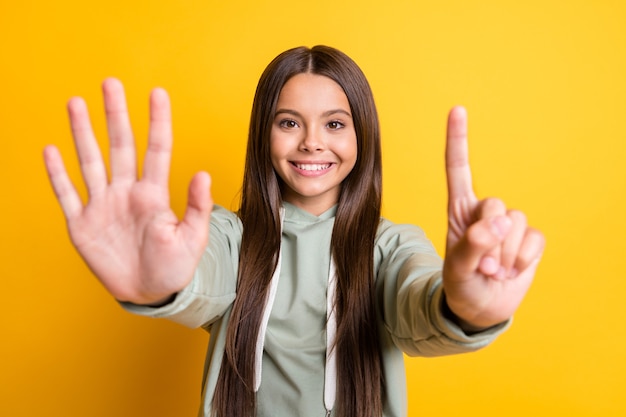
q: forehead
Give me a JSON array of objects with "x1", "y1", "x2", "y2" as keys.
[{"x1": 276, "y1": 73, "x2": 350, "y2": 113}]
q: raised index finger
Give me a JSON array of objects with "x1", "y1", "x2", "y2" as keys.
[{"x1": 445, "y1": 106, "x2": 475, "y2": 201}]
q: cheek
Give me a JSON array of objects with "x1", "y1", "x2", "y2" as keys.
[
  {"x1": 338, "y1": 136, "x2": 358, "y2": 166},
  {"x1": 269, "y1": 135, "x2": 282, "y2": 166},
  {"x1": 269, "y1": 136, "x2": 292, "y2": 186},
  {"x1": 269, "y1": 128, "x2": 293, "y2": 155}
]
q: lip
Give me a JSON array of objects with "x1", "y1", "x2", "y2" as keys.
[{"x1": 289, "y1": 161, "x2": 336, "y2": 177}]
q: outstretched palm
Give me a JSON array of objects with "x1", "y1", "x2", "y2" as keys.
[
  {"x1": 44, "y1": 79, "x2": 212, "y2": 305},
  {"x1": 442, "y1": 107, "x2": 544, "y2": 329}
]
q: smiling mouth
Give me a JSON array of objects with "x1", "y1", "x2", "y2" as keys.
[{"x1": 292, "y1": 163, "x2": 333, "y2": 171}]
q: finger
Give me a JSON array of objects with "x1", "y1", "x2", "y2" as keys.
[
  {"x1": 446, "y1": 106, "x2": 475, "y2": 203},
  {"x1": 500, "y1": 210, "x2": 527, "y2": 277},
  {"x1": 514, "y1": 227, "x2": 545, "y2": 274},
  {"x1": 475, "y1": 198, "x2": 507, "y2": 277},
  {"x1": 180, "y1": 171, "x2": 213, "y2": 251},
  {"x1": 448, "y1": 215, "x2": 511, "y2": 278},
  {"x1": 103, "y1": 78, "x2": 137, "y2": 182},
  {"x1": 68, "y1": 97, "x2": 108, "y2": 196},
  {"x1": 43, "y1": 145, "x2": 83, "y2": 219},
  {"x1": 142, "y1": 87, "x2": 172, "y2": 188}
]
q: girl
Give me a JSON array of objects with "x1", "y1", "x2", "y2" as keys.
[{"x1": 43, "y1": 45, "x2": 544, "y2": 417}]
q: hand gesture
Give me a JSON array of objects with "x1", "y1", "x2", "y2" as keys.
[
  {"x1": 442, "y1": 106, "x2": 545, "y2": 330},
  {"x1": 43, "y1": 79, "x2": 213, "y2": 305}
]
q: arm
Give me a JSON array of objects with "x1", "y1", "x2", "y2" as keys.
[
  {"x1": 376, "y1": 221, "x2": 509, "y2": 357},
  {"x1": 43, "y1": 78, "x2": 213, "y2": 306},
  {"x1": 378, "y1": 107, "x2": 544, "y2": 355}
]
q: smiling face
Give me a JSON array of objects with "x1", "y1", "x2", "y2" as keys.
[{"x1": 270, "y1": 73, "x2": 358, "y2": 215}]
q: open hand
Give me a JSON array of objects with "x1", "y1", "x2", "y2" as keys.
[
  {"x1": 43, "y1": 79, "x2": 213, "y2": 305},
  {"x1": 442, "y1": 106, "x2": 545, "y2": 329}
]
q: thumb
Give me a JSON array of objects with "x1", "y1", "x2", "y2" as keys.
[
  {"x1": 446, "y1": 215, "x2": 511, "y2": 278},
  {"x1": 180, "y1": 171, "x2": 213, "y2": 250}
]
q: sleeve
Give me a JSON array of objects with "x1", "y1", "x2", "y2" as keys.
[
  {"x1": 119, "y1": 205, "x2": 241, "y2": 329},
  {"x1": 375, "y1": 219, "x2": 510, "y2": 357}
]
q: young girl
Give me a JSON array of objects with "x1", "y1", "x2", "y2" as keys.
[{"x1": 43, "y1": 45, "x2": 544, "y2": 417}]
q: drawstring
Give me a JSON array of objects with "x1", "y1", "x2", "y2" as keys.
[
  {"x1": 253, "y1": 208, "x2": 285, "y2": 392},
  {"x1": 324, "y1": 260, "x2": 337, "y2": 414},
  {"x1": 253, "y1": 208, "x2": 337, "y2": 415},
  {"x1": 253, "y1": 232, "x2": 283, "y2": 391}
]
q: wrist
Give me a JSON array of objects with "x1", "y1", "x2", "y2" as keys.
[
  {"x1": 115, "y1": 290, "x2": 178, "y2": 307},
  {"x1": 140, "y1": 293, "x2": 177, "y2": 307},
  {"x1": 441, "y1": 292, "x2": 505, "y2": 335}
]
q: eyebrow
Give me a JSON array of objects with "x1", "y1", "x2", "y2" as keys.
[{"x1": 274, "y1": 108, "x2": 352, "y2": 118}]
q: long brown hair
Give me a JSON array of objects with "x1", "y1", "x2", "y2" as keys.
[{"x1": 212, "y1": 45, "x2": 384, "y2": 417}]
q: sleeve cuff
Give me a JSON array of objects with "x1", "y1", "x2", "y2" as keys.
[
  {"x1": 119, "y1": 272, "x2": 235, "y2": 329},
  {"x1": 429, "y1": 281, "x2": 511, "y2": 347}
]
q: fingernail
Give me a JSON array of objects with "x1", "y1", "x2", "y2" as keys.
[
  {"x1": 494, "y1": 266, "x2": 507, "y2": 280},
  {"x1": 490, "y1": 216, "x2": 511, "y2": 238},
  {"x1": 480, "y1": 256, "x2": 499, "y2": 275}
]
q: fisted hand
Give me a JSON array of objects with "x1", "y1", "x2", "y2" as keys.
[
  {"x1": 442, "y1": 106, "x2": 545, "y2": 330},
  {"x1": 43, "y1": 78, "x2": 213, "y2": 305}
]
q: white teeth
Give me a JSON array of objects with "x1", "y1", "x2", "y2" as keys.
[{"x1": 296, "y1": 163, "x2": 331, "y2": 171}]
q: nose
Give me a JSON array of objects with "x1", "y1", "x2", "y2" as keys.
[{"x1": 299, "y1": 126, "x2": 325, "y2": 152}]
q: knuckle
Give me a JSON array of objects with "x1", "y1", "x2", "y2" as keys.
[
  {"x1": 466, "y1": 222, "x2": 496, "y2": 249},
  {"x1": 517, "y1": 249, "x2": 536, "y2": 267},
  {"x1": 528, "y1": 228, "x2": 546, "y2": 250},
  {"x1": 507, "y1": 209, "x2": 527, "y2": 225},
  {"x1": 479, "y1": 197, "x2": 506, "y2": 217},
  {"x1": 516, "y1": 228, "x2": 546, "y2": 266}
]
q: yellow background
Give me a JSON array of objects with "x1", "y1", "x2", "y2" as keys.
[{"x1": 2, "y1": 1, "x2": 625, "y2": 416}]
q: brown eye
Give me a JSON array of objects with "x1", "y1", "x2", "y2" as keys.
[
  {"x1": 327, "y1": 121, "x2": 344, "y2": 130},
  {"x1": 279, "y1": 119, "x2": 298, "y2": 128}
]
